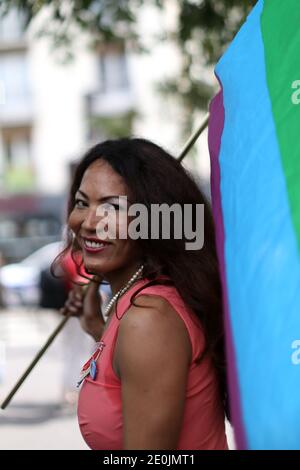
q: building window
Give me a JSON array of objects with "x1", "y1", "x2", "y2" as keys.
[
  {"x1": 1, "y1": 127, "x2": 34, "y2": 191},
  {"x1": 0, "y1": 9, "x2": 25, "y2": 43},
  {"x1": 5, "y1": 133, "x2": 30, "y2": 168},
  {"x1": 0, "y1": 53, "x2": 31, "y2": 105},
  {"x1": 99, "y1": 45, "x2": 129, "y2": 93}
]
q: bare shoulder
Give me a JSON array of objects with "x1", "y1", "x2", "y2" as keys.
[
  {"x1": 125, "y1": 293, "x2": 174, "y2": 320},
  {"x1": 116, "y1": 293, "x2": 192, "y2": 367},
  {"x1": 122, "y1": 293, "x2": 187, "y2": 333}
]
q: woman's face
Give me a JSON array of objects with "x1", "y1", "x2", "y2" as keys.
[{"x1": 68, "y1": 159, "x2": 141, "y2": 276}]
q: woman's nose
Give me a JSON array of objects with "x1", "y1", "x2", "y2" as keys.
[{"x1": 81, "y1": 208, "x2": 99, "y2": 232}]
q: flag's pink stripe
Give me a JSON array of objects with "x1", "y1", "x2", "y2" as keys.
[{"x1": 208, "y1": 88, "x2": 247, "y2": 449}]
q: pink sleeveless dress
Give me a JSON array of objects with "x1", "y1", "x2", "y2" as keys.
[{"x1": 77, "y1": 277, "x2": 228, "y2": 450}]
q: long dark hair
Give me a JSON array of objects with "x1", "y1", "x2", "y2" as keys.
[{"x1": 56, "y1": 137, "x2": 227, "y2": 415}]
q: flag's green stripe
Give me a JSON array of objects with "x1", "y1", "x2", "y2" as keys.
[{"x1": 261, "y1": 0, "x2": 300, "y2": 251}]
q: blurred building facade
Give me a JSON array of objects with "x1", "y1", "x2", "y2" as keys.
[
  {"x1": 0, "y1": 3, "x2": 189, "y2": 196},
  {"x1": 0, "y1": 9, "x2": 33, "y2": 193}
]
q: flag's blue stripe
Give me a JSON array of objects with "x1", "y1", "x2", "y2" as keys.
[{"x1": 216, "y1": 0, "x2": 300, "y2": 449}]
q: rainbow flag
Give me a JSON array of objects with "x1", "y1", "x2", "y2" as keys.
[{"x1": 208, "y1": 0, "x2": 300, "y2": 449}]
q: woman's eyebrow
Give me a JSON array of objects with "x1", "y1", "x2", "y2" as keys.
[{"x1": 76, "y1": 189, "x2": 128, "y2": 203}]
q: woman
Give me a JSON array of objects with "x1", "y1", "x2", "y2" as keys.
[{"x1": 58, "y1": 137, "x2": 228, "y2": 450}]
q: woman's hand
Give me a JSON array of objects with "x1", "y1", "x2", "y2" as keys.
[{"x1": 60, "y1": 280, "x2": 105, "y2": 341}]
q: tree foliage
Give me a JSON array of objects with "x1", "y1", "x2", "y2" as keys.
[{"x1": 0, "y1": 0, "x2": 257, "y2": 134}]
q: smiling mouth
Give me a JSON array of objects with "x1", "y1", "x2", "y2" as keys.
[{"x1": 82, "y1": 238, "x2": 111, "y2": 253}]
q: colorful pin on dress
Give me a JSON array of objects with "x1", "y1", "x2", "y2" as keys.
[
  {"x1": 77, "y1": 341, "x2": 105, "y2": 387},
  {"x1": 90, "y1": 360, "x2": 97, "y2": 380}
]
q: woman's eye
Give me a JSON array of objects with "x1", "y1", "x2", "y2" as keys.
[
  {"x1": 75, "y1": 199, "x2": 87, "y2": 208},
  {"x1": 101, "y1": 202, "x2": 120, "y2": 211}
]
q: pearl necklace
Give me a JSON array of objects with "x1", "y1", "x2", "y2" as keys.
[{"x1": 103, "y1": 264, "x2": 144, "y2": 317}]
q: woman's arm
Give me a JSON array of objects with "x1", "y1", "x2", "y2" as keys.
[{"x1": 114, "y1": 294, "x2": 192, "y2": 450}]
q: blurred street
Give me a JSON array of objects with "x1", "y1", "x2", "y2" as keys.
[{"x1": 0, "y1": 308, "x2": 90, "y2": 450}]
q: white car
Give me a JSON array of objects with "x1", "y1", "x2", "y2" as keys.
[{"x1": 0, "y1": 242, "x2": 63, "y2": 307}]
